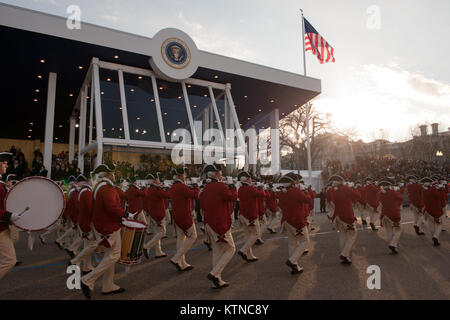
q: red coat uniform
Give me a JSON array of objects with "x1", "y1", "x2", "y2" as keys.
[
  {"x1": 92, "y1": 179, "x2": 125, "y2": 236},
  {"x1": 202, "y1": 180, "x2": 237, "y2": 238},
  {"x1": 0, "y1": 183, "x2": 9, "y2": 233},
  {"x1": 144, "y1": 185, "x2": 170, "y2": 222},
  {"x1": 406, "y1": 183, "x2": 424, "y2": 209},
  {"x1": 326, "y1": 187, "x2": 334, "y2": 203},
  {"x1": 238, "y1": 183, "x2": 265, "y2": 221},
  {"x1": 78, "y1": 186, "x2": 93, "y2": 233},
  {"x1": 307, "y1": 189, "x2": 316, "y2": 212},
  {"x1": 365, "y1": 185, "x2": 380, "y2": 210},
  {"x1": 424, "y1": 187, "x2": 444, "y2": 218},
  {"x1": 380, "y1": 189, "x2": 403, "y2": 223},
  {"x1": 115, "y1": 187, "x2": 127, "y2": 209},
  {"x1": 169, "y1": 180, "x2": 200, "y2": 231},
  {"x1": 278, "y1": 187, "x2": 310, "y2": 231},
  {"x1": 332, "y1": 185, "x2": 360, "y2": 225},
  {"x1": 357, "y1": 186, "x2": 367, "y2": 206},
  {"x1": 67, "y1": 188, "x2": 80, "y2": 224},
  {"x1": 265, "y1": 190, "x2": 278, "y2": 213},
  {"x1": 126, "y1": 185, "x2": 146, "y2": 213},
  {"x1": 256, "y1": 187, "x2": 266, "y2": 216}
]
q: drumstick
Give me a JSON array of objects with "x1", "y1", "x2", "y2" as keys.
[{"x1": 18, "y1": 206, "x2": 30, "y2": 217}]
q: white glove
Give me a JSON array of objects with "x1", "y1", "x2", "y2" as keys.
[
  {"x1": 393, "y1": 187, "x2": 400, "y2": 192},
  {"x1": 121, "y1": 217, "x2": 128, "y2": 225},
  {"x1": 10, "y1": 212, "x2": 21, "y2": 222}
]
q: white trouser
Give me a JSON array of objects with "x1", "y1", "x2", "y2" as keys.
[
  {"x1": 56, "y1": 220, "x2": 76, "y2": 248},
  {"x1": 143, "y1": 217, "x2": 166, "y2": 256},
  {"x1": 424, "y1": 212, "x2": 443, "y2": 239},
  {"x1": 165, "y1": 209, "x2": 171, "y2": 225},
  {"x1": 40, "y1": 219, "x2": 63, "y2": 241},
  {"x1": 283, "y1": 222, "x2": 309, "y2": 270},
  {"x1": 368, "y1": 206, "x2": 379, "y2": 225},
  {"x1": 267, "y1": 210, "x2": 281, "y2": 231},
  {"x1": 411, "y1": 205, "x2": 425, "y2": 231},
  {"x1": 382, "y1": 217, "x2": 402, "y2": 248},
  {"x1": 172, "y1": 223, "x2": 197, "y2": 269},
  {"x1": 308, "y1": 209, "x2": 315, "y2": 226},
  {"x1": 81, "y1": 229, "x2": 121, "y2": 292},
  {"x1": 327, "y1": 202, "x2": 334, "y2": 219},
  {"x1": 334, "y1": 217, "x2": 357, "y2": 258},
  {"x1": 257, "y1": 215, "x2": 267, "y2": 240},
  {"x1": 0, "y1": 229, "x2": 16, "y2": 280},
  {"x1": 70, "y1": 230, "x2": 96, "y2": 272},
  {"x1": 205, "y1": 224, "x2": 235, "y2": 285},
  {"x1": 238, "y1": 215, "x2": 260, "y2": 260}
]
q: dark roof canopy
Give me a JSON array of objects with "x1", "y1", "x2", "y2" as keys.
[{"x1": 0, "y1": 25, "x2": 319, "y2": 144}]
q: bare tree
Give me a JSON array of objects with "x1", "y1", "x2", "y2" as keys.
[{"x1": 279, "y1": 103, "x2": 334, "y2": 170}]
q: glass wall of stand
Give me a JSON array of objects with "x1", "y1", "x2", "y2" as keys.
[
  {"x1": 99, "y1": 68, "x2": 125, "y2": 139},
  {"x1": 157, "y1": 79, "x2": 193, "y2": 144},
  {"x1": 186, "y1": 84, "x2": 223, "y2": 146},
  {"x1": 123, "y1": 72, "x2": 161, "y2": 142}
]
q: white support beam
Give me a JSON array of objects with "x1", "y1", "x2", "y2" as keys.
[
  {"x1": 68, "y1": 116, "x2": 76, "y2": 163},
  {"x1": 181, "y1": 80, "x2": 198, "y2": 145},
  {"x1": 88, "y1": 79, "x2": 94, "y2": 144},
  {"x1": 78, "y1": 86, "x2": 87, "y2": 172},
  {"x1": 151, "y1": 74, "x2": 166, "y2": 143},
  {"x1": 92, "y1": 58, "x2": 104, "y2": 168},
  {"x1": 43, "y1": 72, "x2": 57, "y2": 178},
  {"x1": 118, "y1": 69, "x2": 131, "y2": 140},
  {"x1": 270, "y1": 108, "x2": 280, "y2": 175}
]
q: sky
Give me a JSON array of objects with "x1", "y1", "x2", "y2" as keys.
[{"x1": 2, "y1": 0, "x2": 450, "y2": 142}]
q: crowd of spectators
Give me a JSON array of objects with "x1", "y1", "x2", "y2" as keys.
[
  {"x1": 323, "y1": 156, "x2": 449, "y2": 182},
  {"x1": 1, "y1": 146, "x2": 80, "y2": 182}
]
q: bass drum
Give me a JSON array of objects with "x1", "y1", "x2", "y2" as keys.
[{"x1": 5, "y1": 176, "x2": 65, "y2": 231}]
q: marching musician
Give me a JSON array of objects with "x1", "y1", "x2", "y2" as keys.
[
  {"x1": 236, "y1": 171, "x2": 265, "y2": 262},
  {"x1": 255, "y1": 179, "x2": 266, "y2": 245},
  {"x1": 56, "y1": 175, "x2": 79, "y2": 251},
  {"x1": 356, "y1": 181, "x2": 368, "y2": 226},
  {"x1": 142, "y1": 173, "x2": 170, "y2": 259},
  {"x1": 125, "y1": 176, "x2": 146, "y2": 223},
  {"x1": 66, "y1": 175, "x2": 91, "y2": 259},
  {"x1": 0, "y1": 152, "x2": 22, "y2": 280},
  {"x1": 365, "y1": 179, "x2": 381, "y2": 231},
  {"x1": 306, "y1": 185, "x2": 317, "y2": 231},
  {"x1": 379, "y1": 180, "x2": 404, "y2": 254},
  {"x1": 422, "y1": 178, "x2": 445, "y2": 246},
  {"x1": 79, "y1": 164, "x2": 126, "y2": 299},
  {"x1": 201, "y1": 164, "x2": 237, "y2": 289},
  {"x1": 406, "y1": 176, "x2": 425, "y2": 235},
  {"x1": 168, "y1": 167, "x2": 200, "y2": 272},
  {"x1": 329, "y1": 175, "x2": 360, "y2": 264},
  {"x1": 69, "y1": 174, "x2": 94, "y2": 275},
  {"x1": 266, "y1": 184, "x2": 280, "y2": 234},
  {"x1": 278, "y1": 175, "x2": 310, "y2": 274}
]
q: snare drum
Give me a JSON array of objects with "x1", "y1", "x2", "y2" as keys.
[{"x1": 119, "y1": 219, "x2": 147, "y2": 265}]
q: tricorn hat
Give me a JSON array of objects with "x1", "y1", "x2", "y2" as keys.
[
  {"x1": 0, "y1": 152, "x2": 13, "y2": 162},
  {"x1": 237, "y1": 171, "x2": 252, "y2": 181},
  {"x1": 76, "y1": 174, "x2": 87, "y2": 182},
  {"x1": 92, "y1": 163, "x2": 116, "y2": 175},
  {"x1": 278, "y1": 175, "x2": 295, "y2": 184}
]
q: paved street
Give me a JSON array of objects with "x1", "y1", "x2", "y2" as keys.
[{"x1": 1, "y1": 209, "x2": 448, "y2": 300}]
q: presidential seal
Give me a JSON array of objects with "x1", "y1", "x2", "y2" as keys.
[{"x1": 161, "y1": 38, "x2": 191, "y2": 70}]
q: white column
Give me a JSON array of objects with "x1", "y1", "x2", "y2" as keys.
[
  {"x1": 43, "y1": 72, "x2": 57, "y2": 178},
  {"x1": 92, "y1": 58, "x2": 104, "y2": 168},
  {"x1": 270, "y1": 108, "x2": 281, "y2": 175},
  {"x1": 78, "y1": 86, "x2": 87, "y2": 172},
  {"x1": 69, "y1": 116, "x2": 76, "y2": 163},
  {"x1": 117, "y1": 69, "x2": 131, "y2": 140}
]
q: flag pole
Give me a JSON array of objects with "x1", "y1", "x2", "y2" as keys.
[{"x1": 300, "y1": 9, "x2": 313, "y2": 187}]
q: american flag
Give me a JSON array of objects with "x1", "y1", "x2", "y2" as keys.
[{"x1": 304, "y1": 17, "x2": 335, "y2": 64}]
